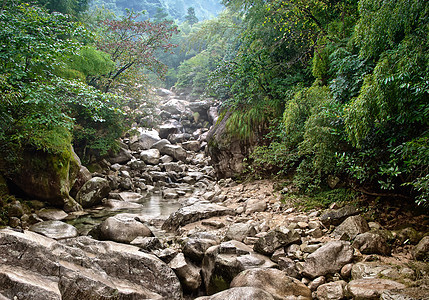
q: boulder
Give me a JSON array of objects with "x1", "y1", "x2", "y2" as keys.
[
  {"x1": 107, "y1": 147, "x2": 133, "y2": 164},
  {"x1": 140, "y1": 149, "x2": 161, "y2": 165},
  {"x1": 245, "y1": 198, "x2": 267, "y2": 214},
  {"x1": 183, "y1": 238, "x2": 219, "y2": 264},
  {"x1": 351, "y1": 262, "x2": 414, "y2": 282},
  {"x1": 36, "y1": 208, "x2": 68, "y2": 221},
  {"x1": 320, "y1": 205, "x2": 359, "y2": 226},
  {"x1": 302, "y1": 241, "x2": 354, "y2": 279},
  {"x1": 3, "y1": 146, "x2": 82, "y2": 212},
  {"x1": 201, "y1": 240, "x2": 277, "y2": 295},
  {"x1": 316, "y1": 281, "x2": 347, "y2": 300},
  {"x1": 182, "y1": 140, "x2": 201, "y2": 152},
  {"x1": 0, "y1": 228, "x2": 182, "y2": 299},
  {"x1": 159, "y1": 122, "x2": 182, "y2": 139},
  {"x1": 253, "y1": 226, "x2": 301, "y2": 256},
  {"x1": 332, "y1": 215, "x2": 370, "y2": 240},
  {"x1": 160, "y1": 99, "x2": 190, "y2": 115},
  {"x1": 413, "y1": 235, "x2": 429, "y2": 261},
  {"x1": 230, "y1": 268, "x2": 312, "y2": 300},
  {"x1": 158, "y1": 144, "x2": 188, "y2": 162},
  {"x1": 162, "y1": 202, "x2": 235, "y2": 232},
  {"x1": 130, "y1": 130, "x2": 161, "y2": 151},
  {"x1": 225, "y1": 223, "x2": 257, "y2": 243},
  {"x1": 156, "y1": 88, "x2": 174, "y2": 97},
  {"x1": 346, "y1": 278, "x2": 406, "y2": 299},
  {"x1": 29, "y1": 220, "x2": 78, "y2": 240},
  {"x1": 168, "y1": 253, "x2": 202, "y2": 293},
  {"x1": 208, "y1": 107, "x2": 219, "y2": 124},
  {"x1": 195, "y1": 287, "x2": 275, "y2": 300},
  {"x1": 381, "y1": 287, "x2": 429, "y2": 300},
  {"x1": 76, "y1": 177, "x2": 111, "y2": 208},
  {"x1": 352, "y1": 232, "x2": 391, "y2": 255},
  {"x1": 97, "y1": 214, "x2": 153, "y2": 243},
  {"x1": 69, "y1": 165, "x2": 92, "y2": 198}
]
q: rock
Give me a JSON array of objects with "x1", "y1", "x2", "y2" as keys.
[
  {"x1": 140, "y1": 148, "x2": 161, "y2": 165},
  {"x1": 29, "y1": 220, "x2": 78, "y2": 240},
  {"x1": 159, "y1": 122, "x2": 182, "y2": 139},
  {"x1": 169, "y1": 253, "x2": 202, "y2": 293},
  {"x1": 107, "y1": 147, "x2": 133, "y2": 164},
  {"x1": 346, "y1": 278, "x2": 406, "y2": 299},
  {"x1": 158, "y1": 144, "x2": 188, "y2": 162},
  {"x1": 332, "y1": 215, "x2": 370, "y2": 240},
  {"x1": 7, "y1": 201, "x2": 24, "y2": 218},
  {"x1": 169, "y1": 133, "x2": 192, "y2": 144},
  {"x1": 130, "y1": 236, "x2": 162, "y2": 251},
  {"x1": 183, "y1": 238, "x2": 219, "y2": 264},
  {"x1": 253, "y1": 226, "x2": 300, "y2": 256},
  {"x1": 182, "y1": 140, "x2": 201, "y2": 152},
  {"x1": 202, "y1": 240, "x2": 277, "y2": 295},
  {"x1": 130, "y1": 130, "x2": 161, "y2": 151},
  {"x1": 161, "y1": 99, "x2": 189, "y2": 115},
  {"x1": 36, "y1": 208, "x2": 68, "y2": 221},
  {"x1": 352, "y1": 232, "x2": 391, "y2": 255},
  {"x1": 0, "y1": 229, "x2": 182, "y2": 299},
  {"x1": 413, "y1": 235, "x2": 429, "y2": 261},
  {"x1": 4, "y1": 146, "x2": 82, "y2": 212},
  {"x1": 316, "y1": 281, "x2": 347, "y2": 300},
  {"x1": 351, "y1": 262, "x2": 413, "y2": 281},
  {"x1": 320, "y1": 205, "x2": 359, "y2": 226},
  {"x1": 117, "y1": 191, "x2": 144, "y2": 202},
  {"x1": 225, "y1": 223, "x2": 257, "y2": 242},
  {"x1": 97, "y1": 214, "x2": 153, "y2": 243},
  {"x1": 381, "y1": 287, "x2": 429, "y2": 300},
  {"x1": 341, "y1": 263, "x2": 353, "y2": 279},
  {"x1": 163, "y1": 162, "x2": 185, "y2": 173},
  {"x1": 151, "y1": 138, "x2": 171, "y2": 150},
  {"x1": 156, "y1": 88, "x2": 174, "y2": 97},
  {"x1": 76, "y1": 177, "x2": 111, "y2": 208},
  {"x1": 245, "y1": 198, "x2": 267, "y2": 214},
  {"x1": 162, "y1": 202, "x2": 235, "y2": 232},
  {"x1": 195, "y1": 287, "x2": 275, "y2": 300},
  {"x1": 308, "y1": 276, "x2": 326, "y2": 291},
  {"x1": 230, "y1": 268, "x2": 312, "y2": 300},
  {"x1": 302, "y1": 241, "x2": 354, "y2": 279},
  {"x1": 278, "y1": 257, "x2": 300, "y2": 278},
  {"x1": 208, "y1": 107, "x2": 219, "y2": 124}
]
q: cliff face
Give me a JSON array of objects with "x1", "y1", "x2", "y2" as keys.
[{"x1": 91, "y1": 0, "x2": 224, "y2": 22}]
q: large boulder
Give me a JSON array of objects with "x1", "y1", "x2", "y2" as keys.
[
  {"x1": 352, "y1": 232, "x2": 391, "y2": 255},
  {"x1": 346, "y1": 279, "x2": 406, "y2": 299},
  {"x1": 320, "y1": 205, "x2": 359, "y2": 226},
  {"x1": 129, "y1": 130, "x2": 161, "y2": 151},
  {"x1": 168, "y1": 253, "x2": 202, "y2": 293},
  {"x1": 316, "y1": 281, "x2": 347, "y2": 300},
  {"x1": 2, "y1": 146, "x2": 81, "y2": 212},
  {"x1": 97, "y1": 214, "x2": 153, "y2": 243},
  {"x1": 230, "y1": 268, "x2": 312, "y2": 300},
  {"x1": 158, "y1": 144, "x2": 188, "y2": 162},
  {"x1": 160, "y1": 99, "x2": 190, "y2": 115},
  {"x1": 332, "y1": 215, "x2": 370, "y2": 240},
  {"x1": 0, "y1": 228, "x2": 182, "y2": 299},
  {"x1": 29, "y1": 220, "x2": 78, "y2": 240},
  {"x1": 302, "y1": 241, "x2": 354, "y2": 279},
  {"x1": 195, "y1": 287, "x2": 275, "y2": 300},
  {"x1": 253, "y1": 226, "x2": 301, "y2": 256},
  {"x1": 140, "y1": 149, "x2": 161, "y2": 165},
  {"x1": 76, "y1": 177, "x2": 111, "y2": 208},
  {"x1": 206, "y1": 111, "x2": 254, "y2": 178}
]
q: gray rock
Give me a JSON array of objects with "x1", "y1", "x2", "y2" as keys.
[
  {"x1": 308, "y1": 276, "x2": 326, "y2": 291},
  {"x1": 163, "y1": 162, "x2": 185, "y2": 173},
  {"x1": 195, "y1": 287, "x2": 275, "y2": 300},
  {"x1": 332, "y1": 215, "x2": 370, "y2": 240},
  {"x1": 183, "y1": 238, "x2": 219, "y2": 263},
  {"x1": 36, "y1": 208, "x2": 68, "y2": 221},
  {"x1": 140, "y1": 149, "x2": 161, "y2": 165},
  {"x1": 351, "y1": 262, "x2": 414, "y2": 281},
  {"x1": 169, "y1": 253, "x2": 202, "y2": 293},
  {"x1": 151, "y1": 138, "x2": 171, "y2": 150},
  {"x1": 245, "y1": 198, "x2": 267, "y2": 214},
  {"x1": 107, "y1": 147, "x2": 133, "y2": 164},
  {"x1": 159, "y1": 144, "x2": 188, "y2": 162},
  {"x1": 320, "y1": 205, "x2": 359, "y2": 226},
  {"x1": 161, "y1": 99, "x2": 189, "y2": 115},
  {"x1": 381, "y1": 287, "x2": 429, "y2": 300},
  {"x1": 253, "y1": 226, "x2": 300, "y2": 256},
  {"x1": 182, "y1": 140, "x2": 201, "y2": 152},
  {"x1": 225, "y1": 223, "x2": 257, "y2": 242},
  {"x1": 230, "y1": 268, "x2": 312, "y2": 300},
  {"x1": 302, "y1": 241, "x2": 354, "y2": 279},
  {"x1": 352, "y1": 232, "x2": 391, "y2": 255},
  {"x1": 98, "y1": 214, "x2": 153, "y2": 243},
  {"x1": 130, "y1": 130, "x2": 161, "y2": 151},
  {"x1": 29, "y1": 220, "x2": 78, "y2": 240},
  {"x1": 413, "y1": 235, "x2": 429, "y2": 261},
  {"x1": 0, "y1": 228, "x2": 182, "y2": 299},
  {"x1": 208, "y1": 107, "x2": 219, "y2": 124},
  {"x1": 159, "y1": 122, "x2": 182, "y2": 139},
  {"x1": 278, "y1": 257, "x2": 300, "y2": 278},
  {"x1": 346, "y1": 278, "x2": 406, "y2": 299},
  {"x1": 316, "y1": 281, "x2": 347, "y2": 300},
  {"x1": 76, "y1": 177, "x2": 111, "y2": 208},
  {"x1": 162, "y1": 202, "x2": 235, "y2": 232},
  {"x1": 130, "y1": 236, "x2": 162, "y2": 251}
]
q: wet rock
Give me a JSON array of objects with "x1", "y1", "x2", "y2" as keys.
[
  {"x1": 162, "y1": 202, "x2": 235, "y2": 232},
  {"x1": 169, "y1": 253, "x2": 202, "y2": 293},
  {"x1": 195, "y1": 287, "x2": 275, "y2": 300},
  {"x1": 316, "y1": 280, "x2": 347, "y2": 300},
  {"x1": 253, "y1": 226, "x2": 301, "y2": 256},
  {"x1": 352, "y1": 232, "x2": 391, "y2": 255},
  {"x1": 346, "y1": 278, "x2": 406, "y2": 299},
  {"x1": 76, "y1": 177, "x2": 111, "y2": 208},
  {"x1": 302, "y1": 241, "x2": 354, "y2": 279},
  {"x1": 140, "y1": 149, "x2": 161, "y2": 165},
  {"x1": 36, "y1": 208, "x2": 68, "y2": 221},
  {"x1": 413, "y1": 235, "x2": 429, "y2": 261},
  {"x1": 29, "y1": 220, "x2": 78, "y2": 240},
  {"x1": 97, "y1": 214, "x2": 153, "y2": 243},
  {"x1": 320, "y1": 205, "x2": 359, "y2": 226},
  {"x1": 230, "y1": 268, "x2": 312, "y2": 300},
  {"x1": 225, "y1": 223, "x2": 257, "y2": 243},
  {"x1": 332, "y1": 215, "x2": 370, "y2": 240}
]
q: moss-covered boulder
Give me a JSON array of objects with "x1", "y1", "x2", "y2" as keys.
[{"x1": 3, "y1": 146, "x2": 82, "y2": 212}]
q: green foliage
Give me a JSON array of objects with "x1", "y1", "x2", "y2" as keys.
[{"x1": 293, "y1": 188, "x2": 357, "y2": 210}]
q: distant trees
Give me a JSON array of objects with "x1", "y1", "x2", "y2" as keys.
[{"x1": 185, "y1": 7, "x2": 198, "y2": 25}]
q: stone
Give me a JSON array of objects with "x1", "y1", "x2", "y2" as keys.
[
  {"x1": 159, "y1": 122, "x2": 181, "y2": 139},
  {"x1": 117, "y1": 191, "x2": 144, "y2": 202},
  {"x1": 140, "y1": 148, "x2": 161, "y2": 165},
  {"x1": 225, "y1": 223, "x2": 257, "y2": 242},
  {"x1": 8, "y1": 201, "x2": 25, "y2": 218},
  {"x1": 151, "y1": 139, "x2": 171, "y2": 150},
  {"x1": 162, "y1": 202, "x2": 235, "y2": 232},
  {"x1": 107, "y1": 147, "x2": 133, "y2": 164},
  {"x1": 381, "y1": 287, "x2": 429, "y2": 300},
  {"x1": 98, "y1": 214, "x2": 153, "y2": 243},
  {"x1": 76, "y1": 177, "x2": 111, "y2": 208},
  {"x1": 158, "y1": 144, "x2": 188, "y2": 162},
  {"x1": 351, "y1": 262, "x2": 412, "y2": 281},
  {"x1": 29, "y1": 220, "x2": 78, "y2": 240},
  {"x1": 182, "y1": 140, "x2": 201, "y2": 152},
  {"x1": 130, "y1": 236, "x2": 162, "y2": 251},
  {"x1": 352, "y1": 232, "x2": 391, "y2": 255},
  {"x1": 308, "y1": 276, "x2": 326, "y2": 291},
  {"x1": 346, "y1": 278, "x2": 406, "y2": 299},
  {"x1": 245, "y1": 198, "x2": 267, "y2": 214},
  {"x1": 253, "y1": 226, "x2": 300, "y2": 255},
  {"x1": 161, "y1": 99, "x2": 190, "y2": 115},
  {"x1": 413, "y1": 235, "x2": 429, "y2": 261},
  {"x1": 278, "y1": 257, "x2": 299, "y2": 278},
  {"x1": 230, "y1": 268, "x2": 312, "y2": 300},
  {"x1": 195, "y1": 287, "x2": 275, "y2": 300},
  {"x1": 130, "y1": 130, "x2": 161, "y2": 151},
  {"x1": 316, "y1": 281, "x2": 347, "y2": 300},
  {"x1": 341, "y1": 263, "x2": 353, "y2": 279},
  {"x1": 320, "y1": 205, "x2": 359, "y2": 226},
  {"x1": 183, "y1": 238, "x2": 219, "y2": 264},
  {"x1": 302, "y1": 241, "x2": 354, "y2": 279},
  {"x1": 332, "y1": 215, "x2": 370, "y2": 240},
  {"x1": 36, "y1": 208, "x2": 68, "y2": 221},
  {"x1": 169, "y1": 253, "x2": 202, "y2": 293}
]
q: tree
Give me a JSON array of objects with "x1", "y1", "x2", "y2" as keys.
[
  {"x1": 185, "y1": 7, "x2": 198, "y2": 26},
  {"x1": 92, "y1": 10, "x2": 178, "y2": 92}
]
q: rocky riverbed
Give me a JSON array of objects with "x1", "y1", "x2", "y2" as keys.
[{"x1": 1, "y1": 89, "x2": 428, "y2": 299}]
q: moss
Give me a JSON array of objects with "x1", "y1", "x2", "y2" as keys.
[{"x1": 208, "y1": 275, "x2": 229, "y2": 295}]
